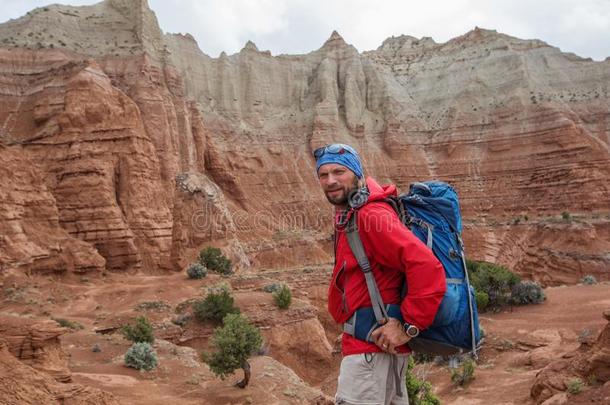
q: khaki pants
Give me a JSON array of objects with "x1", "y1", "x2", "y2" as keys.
[{"x1": 335, "y1": 353, "x2": 409, "y2": 405}]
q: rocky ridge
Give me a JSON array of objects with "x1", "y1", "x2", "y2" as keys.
[{"x1": 0, "y1": 0, "x2": 608, "y2": 284}]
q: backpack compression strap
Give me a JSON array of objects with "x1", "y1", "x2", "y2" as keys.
[
  {"x1": 457, "y1": 233, "x2": 479, "y2": 359},
  {"x1": 345, "y1": 211, "x2": 389, "y2": 324}
]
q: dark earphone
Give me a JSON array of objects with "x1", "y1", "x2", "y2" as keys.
[{"x1": 347, "y1": 187, "x2": 370, "y2": 209}]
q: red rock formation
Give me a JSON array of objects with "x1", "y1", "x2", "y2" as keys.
[
  {"x1": 531, "y1": 310, "x2": 610, "y2": 403},
  {"x1": 0, "y1": 142, "x2": 105, "y2": 274},
  {"x1": 0, "y1": 337, "x2": 118, "y2": 404},
  {"x1": 0, "y1": 1, "x2": 608, "y2": 284},
  {"x1": 0, "y1": 315, "x2": 73, "y2": 382}
]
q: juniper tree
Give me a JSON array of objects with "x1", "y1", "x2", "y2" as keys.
[{"x1": 203, "y1": 313, "x2": 262, "y2": 388}]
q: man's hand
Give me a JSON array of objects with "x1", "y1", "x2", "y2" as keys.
[{"x1": 371, "y1": 317, "x2": 410, "y2": 354}]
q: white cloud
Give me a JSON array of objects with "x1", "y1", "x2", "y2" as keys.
[{"x1": 1, "y1": 0, "x2": 609, "y2": 60}]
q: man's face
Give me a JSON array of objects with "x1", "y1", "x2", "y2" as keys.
[{"x1": 317, "y1": 163, "x2": 359, "y2": 207}]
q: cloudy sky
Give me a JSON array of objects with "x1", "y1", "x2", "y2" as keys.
[{"x1": 1, "y1": 0, "x2": 609, "y2": 60}]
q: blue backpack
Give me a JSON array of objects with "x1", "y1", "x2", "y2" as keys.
[{"x1": 344, "y1": 181, "x2": 481, "y2": 357}]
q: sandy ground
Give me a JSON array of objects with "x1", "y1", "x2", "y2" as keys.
[{"x1": 1, "y1": 270, "x2": 608, "y2": 404}]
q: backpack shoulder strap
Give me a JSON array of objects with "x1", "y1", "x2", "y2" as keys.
[
  {"x1": 345, "y1": 211, "x2": 406, "y2": 397},
  {"x1": 345, "y1": 211, "x2": 389, "y2": 324}
]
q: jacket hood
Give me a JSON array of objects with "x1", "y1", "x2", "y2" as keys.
[
  {"x1": 365, "y1": 176, "x2": 397, "y2": 202},
  {"x1": 334, "y1": 177, "x2": 397, "y2": 227}
]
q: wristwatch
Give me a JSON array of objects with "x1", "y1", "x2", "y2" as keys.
[{"x1": 403, "y1": 323, "x2": 420, "y2": 338}]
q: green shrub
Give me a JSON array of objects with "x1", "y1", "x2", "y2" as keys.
[
  {"x1": 187, "y1": 262, "x2": 207, "y2": 279},
  {"x1": 193, "y1": 285, "x2": 239, "y2": 323},
  {"x1": 450, "y1": 357, "x2": 476, "y2": 387},
  {"x1": 581, "y1": 275, "x2": 597, "y2": 285},
  {"x1": 262, "y1": 283, "x2": 281, "y2": 293},
  {"x1": 405, "y1": 356, "x2": 441, "y2": 405},
  {"x1": 511, "y1": 281, "x2": 545, "y2": 305},
  {"x1": 199, "y1": 247, "x2": 232, "y2": 275},
  {"x1": 510, "y1": 281, "x2": 546, "y2": 305},
  {"x1": 203, "y1": 313, "x2": 263, "y2": 388},
  {"x1": 121, "y1": 316, "x2": 154, "y2": 344},
  {"x1": 475, "y1": 291, "x2": 489, "y2": 312},
  {"x1": 467, "y1": 261, "x2": 520, "y2": 309},
  {"x1": 52, "y1": 317, "x2": 84, "y2": 330},
  {"x1": 561, "y1": 211, "x2": 571, "y2": 221},
  {"x1": 566, "y1": 377, "x2": 583, "y2": 394},
  {"x1": 272, "y1": 284, "x2": 292, "y2": 309},
  {"x1": 124, "y1": 342, "x2": 158, "y2": 371}
]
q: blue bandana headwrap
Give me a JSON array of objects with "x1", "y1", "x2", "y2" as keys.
[{"x1": 315, "y1": 143, "x2": 363, "y2": 179}]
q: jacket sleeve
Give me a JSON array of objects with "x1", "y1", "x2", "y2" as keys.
[{"x1": 357, "y1": 202, "x2": 446, "y2": 330}]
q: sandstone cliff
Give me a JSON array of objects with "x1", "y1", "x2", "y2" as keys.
[{"x1": 0, "y1": 1, "x2": 609, "y2": 284}]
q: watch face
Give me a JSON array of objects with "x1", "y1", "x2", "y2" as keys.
[{"x1": 406, "y1": 325, "x2": 419, "y2": 338}]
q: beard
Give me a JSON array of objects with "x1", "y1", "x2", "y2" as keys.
[{"x1": 324, "y1": 178, "x2": 359, "y2": 206}]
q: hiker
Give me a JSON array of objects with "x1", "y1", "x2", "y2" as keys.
[{"x1": 315, "y1": 143, "x2": 446, "y2": 405}]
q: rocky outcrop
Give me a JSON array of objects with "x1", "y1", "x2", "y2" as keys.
[
  {"x1": 263, "y1": 317, "x2": 334, "y2": 386},
  {"x1": 0, "y1": 1, "x2": 609, "y2": 284},
  {"x1": 531, "y1": 310, "x2": 610, "y2": 403},
  {"x1": 0, "y1": 315, "x2": 73, "y2": 382},
  {"x1": 0, "y1": 337, "x2": 119, "y2": 404}
]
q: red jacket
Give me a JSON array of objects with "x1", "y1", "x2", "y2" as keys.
[{"x1": 328, "y1": 177, "x2": 446, "y2": 356}]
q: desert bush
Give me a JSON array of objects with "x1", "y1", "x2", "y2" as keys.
[
  {"x1": 581, "y1": 275, "x2": 597, "y2": 285},
  {"x1": 566, "y1": 377, "x2": 583, "y2": 394},
  {"x1": 272, "y1": 284, "x2": 292, "y2": 309},
  {"x1": 405, "y1": 356, "x2": 441, "y2": 405},
  {"x1": 262, "y1": 283, "x2": 281, "y2": 293},
  {"x1": 193, "y1": 284, "x2": 239, "y2": 323},
  {"x1": 511, "y1": 281, "x2": 545, "y2": 305},
  {"x1": 199, "y1": 247, "x2": 232, "y2": 275},
  {"x1": 498, "y1": 339, "x2": 515, "y2": 351},
  {"x1": 52, "y1": 318, "x2": 84, "y2": 330},
  {"x1": 124, "y1": 342, "x2": 158, "y2": 371},
  {"x1": 187, "y1": 262, "x2": 207, "y2": 279},
  {"x1": 450, "y1": 357, "x2": 476, "y2": 387},
  {"x1": 467, "y1": 261, "x2": 520, "y2": 309},
  {"x1": 135, "y1": 300, "x2": 171, "y2": 312},
  {"x1": 475, "y1": 291, "x2": 489, "y2": 312},
  {"x1": 121, "y1": 316, "x2": 154, "y2": 344},
  {"x1": 203, "y1": 313, "x2": 262, "y2": 388},
  {"x1": 561, "y1": 211, "x2": 571, "y2": 221}
]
